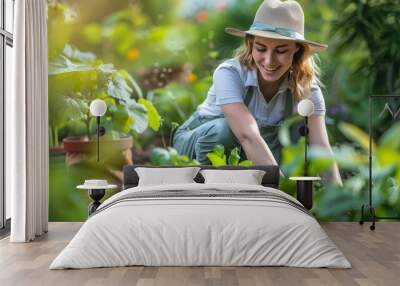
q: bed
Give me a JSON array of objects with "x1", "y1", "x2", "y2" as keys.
[{"x1": 50, "y1": 165, "x2": 351, "y2": 269}]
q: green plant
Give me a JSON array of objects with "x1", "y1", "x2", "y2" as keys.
[
  {"x1": 149, "y1": 75, "x2": 212, "y2": 125},
  {"x1": 331, "y1": 0, "x2": 400, "y2": 95},
  {"x1": 158, "y1": 119, "x2": 180, "y2": 149},
  {"x1": 311, "y1": 121, "x2": 400, "y2": 220},
  {"x1": 207, "y1": 144, "x2": 253, "y2": 167},
  {"x1": 277, "y1": 111, "x2": 400, "y2": 220},
  {"x1": 48, "y1": 44, "x2": 161, "y2": 147},
  {"x1": 149, "y1": 143, "x2": 253, "y2": 167},
  {"x1": 150, "y1": 147, "x2": 199, "y2": 166}
]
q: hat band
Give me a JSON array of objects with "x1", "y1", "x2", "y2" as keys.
[{"x1": 249, "y1": 22, "x2": 304, "y2": 41}]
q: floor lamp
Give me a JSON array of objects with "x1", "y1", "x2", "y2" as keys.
[
  {"x1": 297, "y1": 99, "x2": 314, "y2": 176},
  {"x1": 289, "y1": 99, "x2": 321, "y2": 210},
  {"x1": 359, "y1": 95, "x2": 400, "y2": 230}
]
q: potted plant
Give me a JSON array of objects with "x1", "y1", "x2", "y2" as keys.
[{"x1": 49, "y1": 44, "x2": 161, "y2": 169}]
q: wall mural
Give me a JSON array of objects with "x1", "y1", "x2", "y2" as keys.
[{"x1": 48, "y1": 0, "x2": 400, "y2": 222}]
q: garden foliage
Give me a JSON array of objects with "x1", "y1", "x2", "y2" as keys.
[{"x1": 48, "y1": 0, "x2": 400, "y2": 221}]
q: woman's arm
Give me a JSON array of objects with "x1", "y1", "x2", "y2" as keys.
[
  {"x1": 221, "y1": 103, "x2": 278, "y2": 165},
  {"x1": 308, "y1": 115, "x2": 343, "y2": 186}
]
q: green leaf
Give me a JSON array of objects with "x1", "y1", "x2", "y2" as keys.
[
  {"x1": 63, "y1": 44, "x2": 96, "y2": 62},
  {"x1": 99, "y1": 64, "x2": 115, "y2": 73},
  {"x1": 167, "y1": 147, "x2": 178, "y2": 157},
  {"x1": 49, "y1": 55, "x2": 95, "y2": 75},
  {"x1": 120, "y1": 69, "x2": 143, "y2": 98},
  {"x1": 309, "y1": 145, "x2": 367, "y2": 170},
  {"x1": 150, "y1": 147, "x2": 171, "y2": 166},
  {"x1": 377, "y1": 147, "x2": 400, "y2": 167},
  {"x1": 147, "y1": 147, "x2": 200, "y2": 166},
  {"x1": 228, "y1": 148, "x2": 240, "y2": 165},
  {"x1": 125, "y1": 99, "x2": 148, "y2": 133},
  {"x1": 107, "y1": 72, "x2": 133, "y2": 102},
  {"x1": 171, "y1": 122, "x2": 180, "y2": 130},
  {"x1": 65, "y1": 97, "x2": 88, "y2": 120},
  {"x1": 316, "y1": 187, "x2": 360, "y2": 219},
  {"x1": 379, "y1": 122, "x2": 400, "y2": 150},
  {"x1": 208, "y1": 51, "x2": 219, "y2": 59},
  {"x1": 212, "y1": 144, "x2": 225, "y2": 158},
  {"x1": 111, "y1": 104, "x2": 131, "y2": 134},
  {"x1": 207, "y1": 153, "x2": 226, "y2": 166},
  {"x1": 138, "y1": 98, "x2": 161, "y2": 131},
  {"x1": 278, "y1": 115, "x2": 302, "y2": 147},
  {"x1": 49, "y1": 45, "x2": 99, "y2": 76},
  {"x1": 338, "y1": 122, "x2": 374, "y2": 151},
  {"x1": 239, "y1": 160, "x2": 253, "y2": 167}
]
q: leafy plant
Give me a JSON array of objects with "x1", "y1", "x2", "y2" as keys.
[
  {"x1": 149, "y1": 144, "x2": 253, "y2": 167},
  {"x1": 48, "y1": 44, "x2": 161, "y2": 146},
  {"x1": 277, "y1": 111, "x2": 400, "y2": 220},
  {"x1": 312, "y1": 121, "x2": 400, "y2": 220},
  {"x1": 207, "y1": 144, "x2": 253, "y2": 167},
  {"x1": 158, "y1": 120, "x2": 180, "y2": 149},
  {"x1": 150, "y1": 147, "x2": 199, "y2": 166},
  {"x1": 149, "y1": 75, "x2": 212, "y2": 125},
  {"x1": 331, "y1": 0, "x2": 400, "y2": 95}
]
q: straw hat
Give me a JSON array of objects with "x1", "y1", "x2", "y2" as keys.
[
  {"x1": 225, "y1": 0, "x2": 327, "y2": 52},
  {"x1": 77, "y1": 179, "x2": 117, "y2": 190}
]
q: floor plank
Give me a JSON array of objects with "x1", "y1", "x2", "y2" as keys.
[{"x1": 0, "y1": 222, "x2": 399, "y2": 286}]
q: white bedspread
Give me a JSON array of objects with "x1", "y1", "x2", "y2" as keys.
[{"x1": 50, "y1": 183, "x2": 351, "y2": 269}]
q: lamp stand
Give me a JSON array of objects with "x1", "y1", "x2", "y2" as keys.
[
  {"x1": 95, "y1": 116, "x2": 106, "y2": 162},
  {"x1": 88, "y1": 189, "x2": 105, "y2": 216},
  {"x1": 304, "y1": 116, "x2": 308, "y2": 176},
  {"x1": 299, "y1": 117, "x2": 309, "y2": 176},
  {"x1": 359, "y1": 95, "x2": 400, "y2": 230}
]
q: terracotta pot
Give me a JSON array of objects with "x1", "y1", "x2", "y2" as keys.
[
  {"x1": 63, "y1": 136, "x2": 133, "y2": 153},
  {"x1": 62, "y1": 136, "x2": 134, "y2": 168},
  {"x1": 49, "y1": 146, "x2": 66, "y2": 154}
]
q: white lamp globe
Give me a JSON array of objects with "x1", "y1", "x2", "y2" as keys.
[
  {"x1": 90, "y1": 99, "x2": 107, "y2": 117},
  {"x1": 297, "y1": 99, "x2": 314, "y2": 117}
]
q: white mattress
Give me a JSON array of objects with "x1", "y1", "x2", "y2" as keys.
[{"x1": 50, "y1": 183, "x2": 351, "y2": 269}]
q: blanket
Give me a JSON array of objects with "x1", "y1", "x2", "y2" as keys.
[{"x1": 50, "y1": 183, "x2": 351, "y2": 269}]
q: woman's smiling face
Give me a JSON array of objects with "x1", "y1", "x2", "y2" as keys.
[{"x1": 251, "y1": 36, "x2": 300, "y2": 84}]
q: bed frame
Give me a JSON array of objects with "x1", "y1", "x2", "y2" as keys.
[{"x1": 122, "y1": 165, "x2": 280, "y2": 190}]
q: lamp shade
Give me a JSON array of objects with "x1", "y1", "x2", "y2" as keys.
[
  {"x1": 297, "y1": 99, "x2": 314, "y2": 117},
  {"x1": 90, "y1": 99, "x2": 107, "y2": 116}
]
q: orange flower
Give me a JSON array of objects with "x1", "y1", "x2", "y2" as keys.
[
  {"x1": 187, "y1": 73, "x2": 197, "y2": 82},
  {"x1": 196, "y1": 10, "x2": 208, "y2": 23},
  {"x1": 127, "y1": 48, "x2": 140, "y2": 60}
]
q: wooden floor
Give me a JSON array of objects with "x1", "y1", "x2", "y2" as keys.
[{"x1": 0, "y1": 222, "x2": 399, "y2": 286}]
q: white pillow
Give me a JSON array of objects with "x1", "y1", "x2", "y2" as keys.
[
  {"x1": 135, "y1": 167, "x2": 200, "y2": 186},
  {"x1": 200, "y1": 169, "x2": 266, "y2": 185}
]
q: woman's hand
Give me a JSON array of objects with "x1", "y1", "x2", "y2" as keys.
[
  {"x1": 221, "y1": 103, "x2": 278, "y2": 166},
  {"x1": 308, "y1": 115, "x2": 343, "y2": 186}
]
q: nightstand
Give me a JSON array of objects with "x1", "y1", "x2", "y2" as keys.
[
  {"x1": 289, "y1": 176, "x2": 321, "y2": 210},
  {"x1": 77, "y1": 180, "x2": 118, "y2": 216}
]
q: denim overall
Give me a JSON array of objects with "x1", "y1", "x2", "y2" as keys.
[{"x1": 173, "y1": 87, "x2": 294, "y2": 165}]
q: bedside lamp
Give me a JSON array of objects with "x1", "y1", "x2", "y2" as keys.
[
  {"x1": 90, "y1": 99, "x2": 107, "y2": 162},
  {"x1": 289, "y1": 99, "x2": 320, "y2": 210},
  {"x1": 297, "y1": 99, "x2": 314, "y2": 176}
]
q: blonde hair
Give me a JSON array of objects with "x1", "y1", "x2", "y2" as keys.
[{"x1": 234, "y1": 35, "x2": 323, "y2": 101}]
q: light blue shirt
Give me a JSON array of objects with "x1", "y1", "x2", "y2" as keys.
[{"x1": 197, "y1": 58, "x2": 326, "y2": 126}]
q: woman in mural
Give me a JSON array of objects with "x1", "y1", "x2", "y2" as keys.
[{"x1": 173, "y1": 0, "x2": 342, "y2": 185}]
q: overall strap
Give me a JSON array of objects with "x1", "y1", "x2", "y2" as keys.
[
  {"x1": 283, "y1": 88, "x2": 295, "y2": 117},
  {"x1": 244, "y1": 86, "x2": 254, "y2": 107}
]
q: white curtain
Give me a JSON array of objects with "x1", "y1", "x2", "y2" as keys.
[{"x1": 7, "y1": 0, "x2": 49, "y2": 242}]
